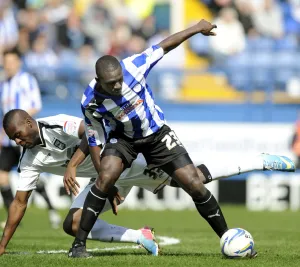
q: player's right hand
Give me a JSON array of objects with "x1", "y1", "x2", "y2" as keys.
[
  {"x1": 0, "y1": 245, "x2": 5, "y2": 256},
  {"x1": 198, "y1": 19, "x2": 217, "y2": 36},
  {"x1": 63, "y1": 166, "x2": 80, "y2": 196},
  {"x1": 107, "y1": 186, "x2": 124, "y2": 215}
]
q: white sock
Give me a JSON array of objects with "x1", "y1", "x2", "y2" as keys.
[
  {"x1": 87, "y1": 218, "x2": 141, "y2": 243},
  {"x1": 203, "y1": 155, "x2": 263, "y2": 181}
]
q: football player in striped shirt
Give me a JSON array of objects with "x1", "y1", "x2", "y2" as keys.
[{"x1": 73, "y1": 19, "x2": 293, "y2": 257}]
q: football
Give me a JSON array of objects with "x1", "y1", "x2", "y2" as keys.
[{"x1": 220, "y1": 228, "x2": 255, "y2": 258}]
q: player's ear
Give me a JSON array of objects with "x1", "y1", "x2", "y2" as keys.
[{"x1": 26, "y1": 118, "x2": 32, "y2": 127}]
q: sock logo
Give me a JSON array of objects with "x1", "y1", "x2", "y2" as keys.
[
  {"x1": 87, "y1": 207, "x2": 100, "y2": 217},
  {"x1": 208, "y1": 209, "x2": 220, "y2": 218}
]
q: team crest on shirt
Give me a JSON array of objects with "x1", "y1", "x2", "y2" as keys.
[
  {"x1": 110, "y1": 138, "x2": 118, "y2": 144},
  {"x1": 133, "y1": 84, "x2": 142, "y2": 93},
  {"x1": 116, "y1": 99, "x2": 144, "y2": 120},
  {"x1": 63, "y1": 121, "x2": 77, "y2": 136},
  {"x1": 53, "y1": 138, "x2": 66, "y2": 150}
]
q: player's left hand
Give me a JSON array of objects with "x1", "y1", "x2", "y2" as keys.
[
  {"x1": 108, "y1": 186, "x2": 124, "y2": 215},
  {"x1": 63, "y1": 166, "x2": 80, "y2": 196},
  {"x1": 198, "y1": 19, "x2": 217, "y2": 36}
]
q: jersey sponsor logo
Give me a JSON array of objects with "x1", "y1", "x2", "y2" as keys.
[
  {"x1": 63, "y1": 121, "x2": 77, "y2": 136},
  {"x1": 53, "y1": 139, "x2": 66, "y2": 150},
  {"x1": 117, "y1": 99, "x2": 144, "y2": 120}
]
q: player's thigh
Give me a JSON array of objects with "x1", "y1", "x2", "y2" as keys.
[
  {"x1": 142, "y1": 125, "x2": 189, "y2": 174},
  {"x1": 102, "y1": 133, "x2": 138, "y2": 168}
]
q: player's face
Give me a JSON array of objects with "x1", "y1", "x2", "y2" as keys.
[
  {"x1": 6, "y1": 121, "x2": 40, "y2": 149},
  {"x1": 3, "y1": 54, "x2": 21, "y2": 78},
  {"x1": 99, "y1": 67, "x2": 123, "y2": 96}
]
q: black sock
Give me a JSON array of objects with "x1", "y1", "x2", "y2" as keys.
[
  {"x1": 75, "y1": 185, "x2": 108, "y2": 245},
  {"x1": 0, "y1": 185, "x2": 14, "y2": 211},
  {"x1": 36, "y1": 183, "x2": 54, "y2": 210},
  {"x1": 193, "y1": 189, "x2": 228, "y2": 238}
]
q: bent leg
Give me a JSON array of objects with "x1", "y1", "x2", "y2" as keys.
[
  {"x1": 162, "y1": 155, "x2": 228, "y2": 238},
  {"x1": 75, "y1": 156, "x2": 124, "y2": 242},
  {"x1": 63, "y1": 208, "x2": 141, "y2": 243}
]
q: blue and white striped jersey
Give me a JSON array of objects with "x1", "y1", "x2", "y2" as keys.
[
  {"x1": 81, "y1": 45, "x2": 166, "y2": 146},
  {"x1": 0, "y1": 71, "x2": 42, "y2": 146}
]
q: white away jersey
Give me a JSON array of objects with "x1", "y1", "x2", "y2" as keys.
[
  {"x1": 81, "y1": 45, "x2": 166, "y2": 145},
  {"x1": 17, "y1": 115, "x2": 170, "y2": 193}
]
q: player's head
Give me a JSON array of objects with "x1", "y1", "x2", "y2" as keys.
[
  {"x1": 95, "y1": 55, "x2": 123, "y2": 96},
  {"x1": 3, "y1": 49, "x2": 22, "y2": 78},
  {"x1": 3, "y1": 109, "x2": 40, "y2": 149}
]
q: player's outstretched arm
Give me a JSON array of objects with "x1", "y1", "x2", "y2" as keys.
[
  {"x1": 0, "y1": 190, "x2": 32, "y2": 256},
  {"x1": 63, "y1": 125, "x2": 89, "y2": 196},
  {"x1": 159, "y1": 19, "x2": 216, "y2": 54}
]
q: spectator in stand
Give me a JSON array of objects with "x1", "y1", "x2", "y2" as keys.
[
  {"x1": 210, "y1": 7, "x2": 246, "y2": 61},
  {"x1": 24, "y1": 33, "x2": 58, "y2": 71},
  {"x1": 57, "y1": 9, "x2": 86, "y2": 50},
  {"x1": 0, "y1": 0, "x2": 19, "y2": 53},
  {"x1": 82, "y1": 0, "x2": 113, "y2": 54},
  {"x1": 252, "y1": 0, "x2": 284, "y2": 39},
  {"x1": 233, "y1": 0, "x2": 255, "y2": 35}
]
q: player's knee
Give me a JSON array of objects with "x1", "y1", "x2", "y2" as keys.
[
  {"x1": 186, "y1": 175, "x2": 207, "y2": 198},
  {"x1": 63, "y1": 209, "x2": 80, "y2": 236},
  {"x1": 63, "y1": 213, "x2": 74, "y2": 236}
]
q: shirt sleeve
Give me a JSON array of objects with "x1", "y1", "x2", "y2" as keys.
[
  {"x1": 81, "y1": 105, "x2": 107, "y2": 147},
  {"x1": 125, "y1": 45, "x2": 164, "y2": 78},
  {"x1": 17, "y1": 155, "x2": 41, "y2": 191},
  {"x1": 61, "y1": 116, "x2": 83, "y2": 138}
]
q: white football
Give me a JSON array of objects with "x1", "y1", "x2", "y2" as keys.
[{"x1": 220, "y1": 228, "x2": 254, "y2": 258}]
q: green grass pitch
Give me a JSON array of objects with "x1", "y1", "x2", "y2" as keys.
[{"x1": 0, "y1": 205, "x2": 299, "y2": 267}]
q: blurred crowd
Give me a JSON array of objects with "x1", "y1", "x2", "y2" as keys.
[
  {"x1": 0, "y1": 0, "x2": 168, "y2": 95},
  {"x1": 190, "y1": 0, "x2": 300, "y2": 92},
  {"x1": 192, "y1": 0, "x2": 300, "y2": 60},
  {"x1": 1, "y1": 0, "x2": 300, "y2": 97}
]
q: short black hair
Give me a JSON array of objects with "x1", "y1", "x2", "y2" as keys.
[
  {"x1": 3, "y1": 48, "x2": 22, "y2": 59},
  {"x1": 95, "y1": 55, "x2": 121, "y2": 78},
  {"x1": 3, "y1": 109, "x2": 27, "y2": 132}
]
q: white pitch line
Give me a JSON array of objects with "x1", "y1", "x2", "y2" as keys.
[{"x1": 36, "y1": 235, "x2": 180, "y2": 254}]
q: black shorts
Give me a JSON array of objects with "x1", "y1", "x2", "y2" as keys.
[
  {"x1": 102, "y1": 125, "x2": 192, "y2": 175},
  {"x1": 0, "y1": 146, "x2": 21, "y2": 172}
]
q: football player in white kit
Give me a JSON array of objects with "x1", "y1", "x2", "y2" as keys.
[{"x1": 0, "y1": 109, "x2": 295, "y2": 256}]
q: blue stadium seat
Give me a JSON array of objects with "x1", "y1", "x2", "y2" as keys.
[
  {"x1": 274, "y1": 35, "x2": 298, "y2": 51},
  {"x1": 246, "y1": 37, "x2": 275, "y2": 52}
]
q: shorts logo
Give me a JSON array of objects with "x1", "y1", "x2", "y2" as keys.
[
  {"x1": 110, "y1": 138, "x2": 118, "y2": 144},
  {"x1": 53, "y1": 139, "x2": 66, "y2": 150}
]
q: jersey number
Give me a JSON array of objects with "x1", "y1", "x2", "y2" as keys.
[{"x1": 161, "y1": 131, "x2": 182, "y2": 150}]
